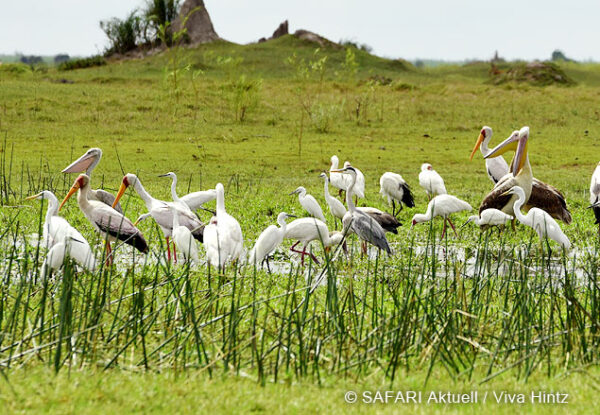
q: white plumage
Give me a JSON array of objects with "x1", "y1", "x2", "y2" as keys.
[
  {"x1": 418, "y1": 163, "x2": 447, "y2": 199},
  {"x1": 160, "y1": 170, "x2": 217, "y2": 211},
  {"x1": 329, "y1": 155, "x2": 350, "y2": 193},
  {"x1": 249, "y1": 212, "x2": 293, "y2": 267},
  {"x1": 169, "y1": 206, "x2": 198, "y2": 265},
  {"x1": 319, "y1": 172, "x2": 347, "y2": 224},
  {"x1": 290, "y1": 186, "x2": 326, "y2": 222},
  {"x1": 465, "y1": 209, "x2": 513, "y2": 230},
  {"x1": 411, "y1": 194, "x2": 472, "y2": 238},
  {"x1": 505, "y1": 186, "x2": 571, "y2": 249},
  {"x1": 284, "y1": 218, "x2": 344, "y2": 264},
  {"x1": 471, "y1": 126, "x2": 511, "y2": 184},
  {"x1": 204, "y1": 183, "x2": 244, "y2": 268},
  {"x1": 590, "y1": 162, "x2": 600, "y2": 205},
  {"x1": 27, "y1": 190, "x2": 96, "y2": 272}
]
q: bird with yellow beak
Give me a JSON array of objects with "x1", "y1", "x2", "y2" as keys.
[{"x1": 478, "y1": 126, "x2": 533, "y2": 220}]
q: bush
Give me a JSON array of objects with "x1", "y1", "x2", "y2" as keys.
[
  {"x1": 491, "y1": 61, "x2": 575, "y2": 87},
  {"x1": 58, "y1": 56, "x2": 106, "y2": 71},
  {"x1": 144, "y1": 0, "x2": 181, "y2": 45},
  {"x1": 100, "y1": 11, "x2": 143, "y2": 55}
]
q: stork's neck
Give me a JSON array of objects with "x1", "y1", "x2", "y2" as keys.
[
  {"x1": 77, "y1": 185, "x2": 92, "y2": 211},
  {"x1": 480, "y1": 138, "x2": 491, "y2": 156},
  {"x1": 45, "y1": 193, "x2": 59, "y2": 217},
  {"x1": 132, "y1": 179, "x2": 156, "y2": 210}
]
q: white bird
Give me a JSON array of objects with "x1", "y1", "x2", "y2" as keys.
[
  {"x1": 27, "y1": 190, "x2": 96, "y2": 272},
  {"x1": 331, "y1": 166, "x2": 391, "y2": 254},
  {"x1": 464, "y1": 209, "x2": 513, "y2": 231},
  {"x1": 284, "y1": 218, "x2": 344, "y2": 265},
  {"x1": 379, "y1": 172, "x2": 415, "y2": 216},
  {"x1": 470, "y1": 126, "x2": 511, "y2": 184},
  {"x1": 249, "y1": 212, "x2": 295, "y2": 270},
  {"x1": 158, "y1": 171, "x2": 216, "y2": 211},
  {"x1": 204, "y1": 183, "x2": 244, "y2": 269},
  {"x1": 411, "y1": 194, "x2": 472, "y2": 239},
  {"x1": 60, "y1": 174, "x2": 148, "y2": 264},
  {"x1": 290, "y1": 186, "x2": 326, "y2": 222},
  {"x1": 61, "y1": 148, "x2": 123, "y2": 213},
  {"x1": 169, "y1": 205, "x2": 198, "y2": 266},
  {"x1": 419, "y1": 163, "x2": 447, "y2": 200},
  {"x1": 319, "y1": 172, "x2": 346, "y2": 227},
  {"x1": 112, "y1": 173, "x2": 204, "y2": 262},
  {"x1": 329, "y1": 155, "x2": 350, "y2": 195},
  {"x1": 589, "y1": 162, "x2": 600, "y2": 234},
  {"x1": 503, "y1": 186, "x2": 571, "y2": 250}
]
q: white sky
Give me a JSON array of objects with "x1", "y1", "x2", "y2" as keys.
[{"x1": 1, "y1": 0, "x2": 599, "y2": 61}]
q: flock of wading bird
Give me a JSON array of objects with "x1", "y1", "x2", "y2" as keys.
[{"x1": 25, "y1": 125, "x2": 600, "y2": 275}]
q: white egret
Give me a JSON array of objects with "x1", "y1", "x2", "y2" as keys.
[
  {"x1": 60, "y1": 174, "x2": 148, "y2": 265},
  {"x1": 249, "y1": 212, "x2": 295, "y2": 270},
  {"x1": 379, "y1": 172, "x2": 415, "y2": 216},
  {"x1": 204, "y1": 183, "x2": 244, "y2": 269},
  {"x1": 318, "y1": 172, "x2": 346, "y2": 228},
  {"x1": 502, "y1": 186, "x2": 571, "y2": 250},
  {"x1": 112, "y1": 173, "x2": 204, "y2": 262},
  {"x1": 61, "y1": 148, "x2": 123, "y2": 213},
  {"x1": 158, "y1": 171, "x2": 216, "y2": 212},
  {"x1": 464, "y1": 209, "x2": 513, "y2": 231},
  {"x1": 411, "y1": 194, "x2": 472, "y2": 239},
  {"x1": 284, "y1": 218, "x2": 344, "y2": 265},
  {"x1": 419, "y1": 163, "x2": 447, "y2": 200},
  {"x1": 290, "y1": 186, "x2": 326, "y2": 222},
  {"x1": 343, "y1": 161, "x2": 365, "y2": 199},
  {"x1": 329, "y1": 155, "x2": 350, "y2": 195}
]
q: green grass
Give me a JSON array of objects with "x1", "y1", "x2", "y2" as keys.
[{"x1": 2, "y1": 36, "x2": 600, "y2": 413}]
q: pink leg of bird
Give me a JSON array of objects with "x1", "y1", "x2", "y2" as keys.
[
  {"x1": 105, "y1": 241, "x2": 113, "y2": 267},
  {"x1": 172, "y1": 241, "x2": 178, "y2": 263},
  {"x1": 301, "y1": 245, "x2": 320, "y2": 265},
  {"x1": 166, "y1": 237, "x2": 172, "y2": 262},
  {"x1": 448, "y1": 218, "x2": 458, "y2": 237},
  {"x1": 290, "y1": 241, "x2": 304, "y2": 263},
  {"x1": 440, "y1": 219, "x2": 447, "y2": 240}
]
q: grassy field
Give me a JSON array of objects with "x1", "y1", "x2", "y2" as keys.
[{"x1": 1, "y1": 36, "x2": 600, "y2": 413}]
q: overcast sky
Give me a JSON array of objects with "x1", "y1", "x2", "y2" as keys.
[{"x1": 1, "y1": 0, "x2": 599, "y2": 61}]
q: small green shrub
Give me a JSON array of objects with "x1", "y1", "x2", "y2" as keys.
[{"x1": 58, "y1": 56, "x2": 106, "y2": 71}]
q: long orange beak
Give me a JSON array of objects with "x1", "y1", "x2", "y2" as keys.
[
  {"x1": 113, "y1": 182, "x2": 128, "y2": 208},
  {"x1": 470, "y1": 133, "x2": 484, "y2": 161},
  {"x1": 59, "y1": 183, "x2": 80, "y2": 211}
]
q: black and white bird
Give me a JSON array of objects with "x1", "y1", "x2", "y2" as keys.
[
  {"x1": 62, "y1": 148, "x2": 123, "y2": 213},
  {"x1": 589, "y1": 162, "x2": 600, "y2": 235},
  {"x1": 379, "y1": 172, "x2": 415, "y2": 216}
]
